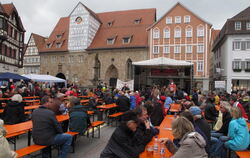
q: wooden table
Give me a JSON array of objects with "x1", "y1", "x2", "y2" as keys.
[
  {"x1": 96, "y1": 103, "x2": 118, "y2": 109},
  {"x1": 23, "y1": 99, "x2": 40, "y2": 106},
  {"x1": 4, "y1": 114, "x2": 70, "y2": 146},
  {"x1": 139, "y1": 115, "x2": 174, "y2": 158}
]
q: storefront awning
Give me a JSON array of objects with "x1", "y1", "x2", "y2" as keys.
[{"x1": 132, "y1": 57, "x2": 193, "y2": 66}]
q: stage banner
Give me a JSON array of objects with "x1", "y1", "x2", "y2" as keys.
[{"x1": 116, "y1": 79, "x2": 134, "y2": 90}]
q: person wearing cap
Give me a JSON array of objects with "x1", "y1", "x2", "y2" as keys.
[
  {"x1": 189, "y1": 106, "x2": 211, "y2": 155},
  {"x1": 101, "y1": 111, "x2": 148, "y2": 158},
  {"x1": 3, "y1": 94, "x2": 25, "y2": 125}
]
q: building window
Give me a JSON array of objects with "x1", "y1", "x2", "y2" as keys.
[
  {"x1": 126, "y1": 59, "x2": 133, "y2": 79},
  {"x1": 246, "y1": 22, "x2": 250, "y2": 30},
  {"x1": 107, "y1": 38, "x2": 115, "y2": 45},
  {"x1": 245, "y1": 60, "x2": 250, "y2": 70},
  {"x1": 163, "y1": 28, "x2": 170, "y2": 38},
  {"x1": 174, "y1": 45, "x2": 181, "y2": 53},
  {"x1": 166, "y1": 17, "x2": 172, "y2": 24},
  {"x1": 60, "y1": 56, "x2": 65, "y2": 63},
  {"x1": 174, "y1": 27, "x2": 181, "y2": 38},
  {"x1": 184, "y1": 16, "x2": 190, "y2": 23},
  {"x1": 197, "y1": 26, "x2": 204, "y2": 37},
  {"x1": 153, "y1": 29, "x2": 160, "y2": 39},
  {"x1": 163, "y1": 46, "x2": 170, "y2": 54},
  {"x1": 153, "y1": 46, "x2": 159, "y2": 54},
  {"x1": 134, "y1": 18, "x2": 141, "y2": 24},
  {"x1": 56, "y1": 34, "x2": 62, "y2": 39},
  {"x1": 235, "y1": 22, "x2": 241, "y2": 30},
  {"x1": 232, "y1": 60, "x2": 242, "y2": 71},
  {"x1": 79, "y1": 55, "x2": 83, "y2": 63},
  {"x1": 246, "y1": 41, "x2": 250, "y2": 50},
  {"x1": 69, "y1": 55, "x2": 74, "y2": 63},
  {"x1": 197, "y1": 61, "x2": 204, "y2": 72},
  {"x1": 123, "y1": 36, "x2": 132, "y2": 44},
  {"x1": 56, "y1": 42, "x2": 62, "y2": 48},
  {"x1": 186, "y1": 45, "x2": 192, "y2": 53},
  {"x1": 107, "y1": 21, "x2": 114, "y2": 27},
  {"x1": 197, "y1": 44, "x2": 204, "y2": 53},
  {"x1": 175, "y1": 16, "x2": 181, "y2": 24},
  {"x1": 233, "y1": 41, "x2": 241, "y2": 50},
  {"x1": 186, "y1": 27, "x2": 192, "y2": 37},
  {"x1": 46, "y1": 43, "x2": 52, "y2": 48}
]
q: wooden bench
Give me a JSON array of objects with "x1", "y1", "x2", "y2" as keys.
[
  {"x1": 87, "y1": 121, "x2": 105, "y2": 138},
  {"x1": 235, "y1": 150, "x2": 250, "y2": 158},
  {"x1": 7, "y1": 131, "x2": 27, "y2": 150},
  {"x1": 108, "y1": 112, "x2": 124, "y2": 126},
  {"x1": 16, "y1": 144, "x2": 47, "y2": 158},
  {"x1": 65, "y1": 131, "x2": 79, "y2": 153}
]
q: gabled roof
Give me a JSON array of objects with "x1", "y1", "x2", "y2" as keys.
[
  {"x1": 231, "y1": 6, "x2": 250, "y2": 20},
  {"x1": 148, "y1": 2, "x2": 212, "y2": 30},
  {"x1": 211, "y1": 29, "x2": 220, "y2": 41},
  {"x1": 40, "y1": 17, "x2": 69, "y2": 53},
  {"x1": 69, "y1": 2, "x2": 101, "y2": 24},
  {"x1": 1, "y1": 3, "x2": 25, "y2": 32},
  {"x1": 31, "y1": 33, "x2": 47, "y2": 52},
  {"x1": 87, "y1": 8, "x2": 156, "y2": 50}
]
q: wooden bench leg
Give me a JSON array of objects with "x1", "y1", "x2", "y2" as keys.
[
  {"x1": 92, "y1": 127, "x2": 94, "y2": 138},
  {"x1": 98, "y1": 126, "x2": 101, "y2": 138}
]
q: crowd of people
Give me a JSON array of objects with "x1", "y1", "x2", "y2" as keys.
[{"x1": 0, "y1": 80, "x2": 249, "y2": 158}]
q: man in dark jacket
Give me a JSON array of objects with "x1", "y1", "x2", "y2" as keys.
[
  {"x1": 101, "y1": 111, "x2": 149, "y2": 158},
  {"x1": 3, "y1": 94, "x2": 25, "y2": 124},
  {"x1": 32, "y1": 96, "x2": 72, "y2": 158},
  {"x1": 116, "y1": 91, "x2": 130, "y2": 112}
]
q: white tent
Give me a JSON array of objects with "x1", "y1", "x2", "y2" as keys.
[
  {"x1": 132, "y1": 57, "x2": 193, "y2": 66},
  {"x1": 22, "y1": 74, "x2": 66, "y2": 86}
]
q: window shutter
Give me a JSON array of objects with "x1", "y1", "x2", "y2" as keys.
[
  {"x1": 241, "y1": 61, "x2": 245, "y2": 70},
  {"x1": 241, "y1": 41, "x2": 246, "y2": 50}
]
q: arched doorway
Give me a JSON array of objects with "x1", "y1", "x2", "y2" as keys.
[
  {"x1": 105, "y1": 64, "x2": 118, "y2": 88},
  {"x1": 56, "y1": 73, "x2": 66, "y2": 88}
]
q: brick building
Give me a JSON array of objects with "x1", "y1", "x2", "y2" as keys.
[{"x1": 147, "y1": 2, "x2": 212, "y2": 91}]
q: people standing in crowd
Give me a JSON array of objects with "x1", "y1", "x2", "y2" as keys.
[
  {"x1": 192, "y1": 89, "x2": 199, "y2": 106},
  {"x1": 204, "y1": 97, "x2": 218, "y2": 122},
  {"x1": 159, "y1": 117, "x2": 208, "y2": 158},
  {"x1": 164, "y1": 92, "x2": 173, "y2": 114},
  {"x1": 68, "y1": 96, "x2": 90, "y2": 135},
  {"x1": 3, "y1": 94, "x2": 25, "y2": 125},
  {"x1": 0, "y1": 119, "x2": 17, "y2": 158},
  {"x1": 32, "y1": 96, "x2": 72, "y2": 158},
  {"x1": 100, "y1": 111, "x2": 148, "y2": 158},
  {"x1": 116, "y1": 91, "x2": 130, "y2": 112},
  {"x1": 129, "y1": 92, "x2": 136, "y2": 110}
]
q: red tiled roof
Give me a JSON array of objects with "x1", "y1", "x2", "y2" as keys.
[
  {"x1": 2, "y1": 3, "x2": 14, "y2": 16},
  {"x1": 211, "y1": 29, "x2": 220, "y2": 41},
  {"x1": 40, "y1": 17, "x2": 69, "y2": 52},
  {"x1": 1, "y1": 3, "x2": 25, "y2": 32},
  {"x1": 31, "y1": 33, "x2": 47, "y2": 52},
  {"x1": 87, "y1": 8, "x2": 156, "y2": 50}
]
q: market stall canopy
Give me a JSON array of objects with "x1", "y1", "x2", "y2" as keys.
[
  {"x1": 132, "y1": 57, "x2": 193, "y2": 66},
  {"x1": 22, "y1": 74, "x2": 66, "y2": 83},
  {"x1": 0, "y1": 72, "x2": 30, "y2": 81}
]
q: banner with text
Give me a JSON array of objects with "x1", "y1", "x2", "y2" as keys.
[{"x1": 116, "y1": 79, "x2": 134, "y2": 91}]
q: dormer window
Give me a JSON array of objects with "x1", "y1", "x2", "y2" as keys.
[
  {"x1": 235, "y1": 22, "x2": 241, "y2": 30},
  {"x1": 46, "y1": 43, "x2": 52, "y2": 48},
  {"x1": 56, "y1": 42, "x2": 62, "y2": 48},
  {"x1": 107, "y1": 21, "x2": 114, "y2": 27},
  {"x1": 123, "y1": 36, "x2": 132, "y2": 44},
  {"x1": 56, "y1": 34, "x2": 62, "y2": 39},
  {"x1": 134, "y1": 18, "x2": 141, "y2": 24},
  {"x1": 107, "y1": 38, "x2": 115, "y2": 45}
]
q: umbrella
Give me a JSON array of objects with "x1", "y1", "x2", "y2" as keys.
[{"x1": 0, "y1": 72, "x2": 30, "y2": 81}]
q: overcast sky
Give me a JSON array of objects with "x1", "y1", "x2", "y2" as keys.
[{"x1": 2, "y1": 0, "x2": 250, "y2": 42}]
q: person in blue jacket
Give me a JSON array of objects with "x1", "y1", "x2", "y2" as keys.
[
  {"x1": 224, "y1": 107, "x2": 250, "y2": 151},
  {"x1": 129, "y1": 92, "x2": 136, "y2": 110},
  {"x1": 215, "y1": 106, "x2": 250, "y2": 158}
]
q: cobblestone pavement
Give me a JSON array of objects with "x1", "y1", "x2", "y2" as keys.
[{"x1": 11, "y1": 124, "x2": 116, "y2": 158}]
